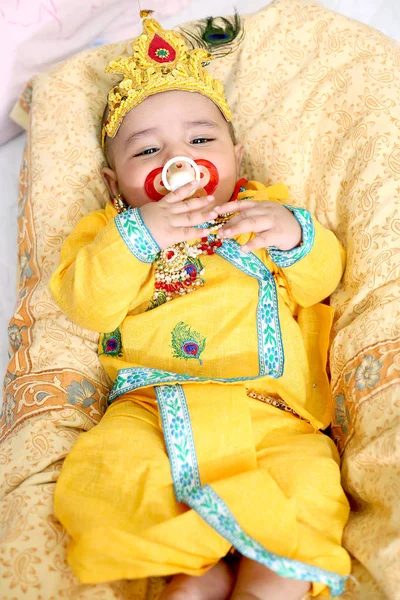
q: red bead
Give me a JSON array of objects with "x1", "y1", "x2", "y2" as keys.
[
  {"x1": 199, "y1": 244, "x2": 208, "y2": 251},
  {"x1": 190, "y1": 272, "x2": 197, "y2": 279},
  {"x1": 215, "y1": 240, "x2": 222, "y2": 247},
  {"x1": 166, "y1": 251, "x2": 175, "y2": 260},
  {"x1": 184, "y1": 280, "x2": 191, "y2": 286},
  {"x1": 201, "y1": 237, "x2": 208, "y2": 242},
  {"x1": 207, "y1": 248, "x2": 214, "y2": 255},
  {"x1": 155, "y1": 282, "x2": 162, "y2": 289}
]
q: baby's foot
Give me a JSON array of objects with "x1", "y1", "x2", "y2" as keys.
[
  {"x1": 231, "y1": 557, "x2": 311, "y2": 600},
  {"x1": 160, "y1": 559, "x2": 234, "y2": 600}
]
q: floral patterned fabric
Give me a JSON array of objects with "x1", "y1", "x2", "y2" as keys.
[{"x1": 1, "y1": 0, "x2": 400, "y2": 597}]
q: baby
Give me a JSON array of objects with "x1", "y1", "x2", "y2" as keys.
[{"x1": 51, "y1": 12, "x2": 351, "y2": 600}]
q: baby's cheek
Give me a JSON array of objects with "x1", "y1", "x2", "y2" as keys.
[
  {"x1": 117, "y1": 166, "x2": 147, "y2": 202},
  {"x1": 123, "y1": 186, "x2": 151, "y2": 208},
  {"x1": 217, "y1": 174, "x2": 238, "y2": 204}
]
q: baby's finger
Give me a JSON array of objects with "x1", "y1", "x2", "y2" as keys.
[
  {"x1": 164, "y1": 180, "x2": 199, "y2": 203},
  {"x1": 178, "y1": 226, "x2": 213, "y2": 242},
  {"x1": 219, "y1": 207, "x2": 271, "y2": 229},
  {"x1": 219, "y1": 214, "x2": 274, "y2": 237},
  {"x1": 169, "y1": 207, "x2": 217, "y2": 228},
  {"x1": 171, "y1": 195, "x2": 215, "y2": 215},
  {"x1": 240, "y1": 231, "x2": 277, "y2": 253},
  {"x1": 214, "y1": 199, "x2": 257, "y2": 214}
]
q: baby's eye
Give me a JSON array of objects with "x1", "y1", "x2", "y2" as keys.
[
  {"x1": 191, "y1": 137, "x2": 214, "y2": 145},
  {"x1": 135, "y1": 147, "x2": 159, "y2": 156}
]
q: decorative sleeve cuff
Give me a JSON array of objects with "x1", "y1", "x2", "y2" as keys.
[
  {"x1": 115, "y1": 208, "x2": 160, "y2": 263},
  {"x1": 267, "y1": 206, "x2": 315, "y2": 268}
]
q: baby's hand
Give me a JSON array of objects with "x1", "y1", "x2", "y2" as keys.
[
  {"x1": 216, "y1": 199, "x2": 302, "y2": 253},
  {"x1": 139, "y1": 181, "x2": 218, "y2": 249}
]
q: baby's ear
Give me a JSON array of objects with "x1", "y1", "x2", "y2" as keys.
[{"x1": 101, "y1": 167, "x2": 119, "y2": 198}]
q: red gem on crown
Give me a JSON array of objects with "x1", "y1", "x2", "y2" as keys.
[{"x1": 149, "y1": 34, "x2": 176, "y2": 63}]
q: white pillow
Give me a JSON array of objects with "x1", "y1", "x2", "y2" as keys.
[{"x1": 0, "y1": 0, "x2": 189, "y2": 145}]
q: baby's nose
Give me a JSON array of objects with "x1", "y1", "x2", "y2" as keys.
[{"x1": 164, "y1": 145, "x2": 194, "y2": 163}]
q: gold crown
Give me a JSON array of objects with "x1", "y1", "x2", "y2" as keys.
[{"x1": 102, "y1": 10, "x2": 232, "y2": 148}]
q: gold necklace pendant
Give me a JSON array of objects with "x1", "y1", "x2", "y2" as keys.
[
  {"x1": 149, "y1": 242, "x2": 204, "y2": 309},
  {"x1": 148, "y1": 213, "x2": 234, "y2": 310}
]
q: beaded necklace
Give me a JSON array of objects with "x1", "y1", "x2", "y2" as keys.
[
  {"x1": 149, "y1": 215, "x2": 231, "y2": 309},
  {"x1": 147, "y1": 178, "x2": 248, "y2": 310}
]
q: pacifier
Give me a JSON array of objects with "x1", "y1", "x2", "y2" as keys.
[{"x1": 144, "y1": 156, "x2": 219, "y2": 202}]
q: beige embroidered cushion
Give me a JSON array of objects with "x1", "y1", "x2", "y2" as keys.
[{"x1": 1, "y1": 1, "x2": 399, "y2": 597}]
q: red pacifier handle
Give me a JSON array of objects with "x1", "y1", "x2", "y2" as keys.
[{"x1": 144, "y1": 158, "x2": 219, "y2": 202}]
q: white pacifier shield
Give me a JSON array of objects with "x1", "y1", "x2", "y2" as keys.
[{"x1": 162, "y1": 156, "x2": 201, "y2": 192}]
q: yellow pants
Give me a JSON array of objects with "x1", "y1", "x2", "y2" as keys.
[{"x1": 54, "y1": 386, "x2": 351, "y2": 596}]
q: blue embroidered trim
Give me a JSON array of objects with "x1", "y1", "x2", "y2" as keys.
[
  {"x1": 267, "y1": 207, "x2": 315, "y2": 268},
  {"x1": 189, "y1": 486, "x2": 345, "y2": 595},
  {"x1": 215, "y1": 238, "x2": 283, "y2": 377},
  {"x1": 257, "y1": 278, "x2": 282, "y2": 375},
  {"x1": 156, "y1": 385, "x2": 201, "y2": 499},
  {"x1": 157, "y1": 384, "x2": 346, "y2": 597},
  {"x1": 115, "y1": 207, "x2": 160, "y2": 263},
  {"x1": 109, "y1": 367, "x2": 263, "y2": 404}
]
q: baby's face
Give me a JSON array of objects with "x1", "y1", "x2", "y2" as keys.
[{"x1": 102, "y1": 90, "x2": 243, "y2": 209}]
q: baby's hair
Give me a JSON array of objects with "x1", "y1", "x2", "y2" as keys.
[
  {"x1": 102, "y1": 105, "x2": 113, "y2": 167},
  {"x1": 101, "y1": 101, "x2": 237, "y2": 167},
  {"x1": 228, "y1": 120, "x2": 236, "y2": 144}
]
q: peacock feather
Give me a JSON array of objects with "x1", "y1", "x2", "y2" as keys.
[
  {"x1": 171, "y1": 321, "x2": 206, "y2": 365},
  {"x1": 179, "y1": 12, "x2": 244, "y2": 59},
  {"x1": 100, "y1": 327, "x2": 123, "y2": 357}
]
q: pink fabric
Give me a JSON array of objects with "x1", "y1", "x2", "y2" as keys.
[{"x1": 0, "y1": 0, "x2": 189, "y2": 145}]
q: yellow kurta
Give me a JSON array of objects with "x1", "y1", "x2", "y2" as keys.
[{"x1": 50, "y1": 181, "x2": 350, "y2": 596}]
